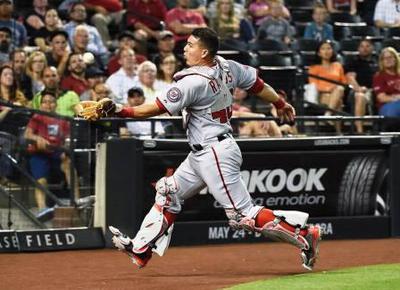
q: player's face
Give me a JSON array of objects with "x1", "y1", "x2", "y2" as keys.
[{"x1": 184, "y1": 35, "x2": 207, "y2": 67}]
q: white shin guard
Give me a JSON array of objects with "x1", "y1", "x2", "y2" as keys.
[
  {"x1": 260, "y1": 210, "x2": 310, "y2": 250},
  {"x1": 132, "y1": 188, "x2": 180, "y2": 256}
]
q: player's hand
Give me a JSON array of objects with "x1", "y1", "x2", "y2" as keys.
[
  {"x1": 275, "y1": 102, "x2": 296, "y2": 125},
  {"x1": 272, "y1": 90, "x2": 296, "y2": 125}
]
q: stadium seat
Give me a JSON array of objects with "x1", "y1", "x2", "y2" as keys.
[
  {"x1": 285, "y1": 0, "x2": 315, "y2": 10},
  {"x1": 291, "y1": 9, "x2": 313, "y2": 23},
  {"x1": 329, "y1": 13, "x2": 363, "y2": 24},
  {"x1": 217, "y1": 50, "x2": 255, "y2": 65},
  {"x1": 298, "y1": 51, "x2": 317, "y2": 67},
  {"x1": 257, "y1": 52, "x2": 294, "y2": 66},
  {"x1": 257, "y1": 66, "x2": 300, "y2": 110},
  {"x1": 248, "y1": 39, "x2": 289, "y2": 52},
  {"x1": 386, "y1": 27, "x2": 400, "y2": 39},
  {"x1": 348, "y1": 25, "x2": 382, "y2": 40},
  {"x1": 339, "y1": 39, "x2": 360, "y2": 53},
  {"x1": 293, "y1": 38, "x2": 319, "y2": 53},
  {"x1": 293, "y1": 22, "x2": 308, "y2": 37},
  {"x1": 219, "y1": 38, "x2": 248, "y2": 51},
  {"x1": 381, "y1": 39, "x2": 400, "y2": 51}
]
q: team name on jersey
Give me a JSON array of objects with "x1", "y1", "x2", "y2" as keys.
[{"x1": 208, "y1": 71, "x2": 233, "y2": 94}]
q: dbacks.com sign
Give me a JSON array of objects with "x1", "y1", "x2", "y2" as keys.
[{"x1": 241, "y1": 168, "x2": 327, "y2": 193}]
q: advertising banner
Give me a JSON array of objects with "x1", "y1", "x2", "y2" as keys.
[
  {"x1": 170, "y1": 216, "x2": 390, "y2": 246},
  {"x1": 0, "y1": 228, "x2": 104, "y2": 253},
  {"x1": 0, "y1": 230, "x2": 19, "y2": 252},
  {"x1": 143, "y1": 150, "x2": 387, "y2": 221}
]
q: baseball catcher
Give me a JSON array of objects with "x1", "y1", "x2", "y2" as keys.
[{"x1": 83, "y1": 28, "x2": 321, "y2": 271}]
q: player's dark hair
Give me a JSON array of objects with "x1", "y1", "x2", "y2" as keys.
[{"x1": 192, "y1": 28, "x2": 219, "y2": 58}]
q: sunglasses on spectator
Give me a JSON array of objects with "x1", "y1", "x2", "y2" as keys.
[{"x1": 0, "y1": 0, "x2": 12, "y2": 5}]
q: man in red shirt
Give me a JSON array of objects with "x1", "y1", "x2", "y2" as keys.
[
  {"x1": 61, "y1": 53, "x2": 89, "y2": 96},
  {"x1": 24, "y1": 91, "x2": 77, "y2": 210},
  {"x1": 126, "y1": 0, "x2": 167, "y2": 40},
  {"x1": 165, "y1": 0, "x2": 207, "y2": 51},
  {"x1": 84, "y1": 0, "x2": 125, "y2": 46}
]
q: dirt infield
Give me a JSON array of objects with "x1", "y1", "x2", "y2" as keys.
[{"x1": 1, "y1": 238, "x2": 400, "y2": 290}]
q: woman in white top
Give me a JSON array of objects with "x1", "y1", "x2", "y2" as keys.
[{"x1": 155, "y1": 54, "x2": 179, "y2": 92}]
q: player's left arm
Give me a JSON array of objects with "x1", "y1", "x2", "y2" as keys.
[
  {"x1": 249, "y1": 78, "x2": 296, "y2": 124},
  {"x1": 116, "y1": 102, "x2": 166, "y2": 118}
]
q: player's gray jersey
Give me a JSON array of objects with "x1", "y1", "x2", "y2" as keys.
[{"x1": 156, "y1": 56, "x2": 258, "y2": 145}]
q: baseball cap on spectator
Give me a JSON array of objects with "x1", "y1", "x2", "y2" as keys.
[
  {"x1": 118, "y1": 31, "x2": 136, "y2": 41},
  {"x1": 85, "y1": 66, "x2": 105, "y2": 78},
  {"x1": 128, "y1": 87, "x2": 144, "y2": 98},
  {"x1": 159, "y1": 30, "x2": 174, "y2": 40},
  {"x1": 49, "y1": 30, "x2": 69, "y2": 42}
]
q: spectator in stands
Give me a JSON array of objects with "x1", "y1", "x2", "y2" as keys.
[
  {"x1": 326, "y1": 0, "x2": 357, "y2": 14},
  {"x1": 309, "y1": 40, "x2": 363, "y2": 132},
  {"x1": 0, "y1": 0, "x2": 27, "y2": 47},
  {"x1": 45, "y1": 30, "x2": 70, "y2": 77},
  {"x1": 373, "y1": 47, "x2": 400, "y2": 117},
  {"x1": 32, "y1": 66, "x2": 80, "y2": 117},
  {"x1": 64, "y1": 2, "x2": 109, "y2": 65},
  {"x1": 151, "y1": 30, "x2": 184, "y2": 68},
  {"x1": 10, "y1": 49, "x2": 33, "y2": 101},
  {"x1": 136, "y1": 60, "x2": 159, "y2": 103},
  {"x1": 209, "y1": 0, "x2": 255, "y2": 42},
  {"x1": 248, "y1": 0, "x2": 290, "y2": 29},
  {"x1": 156, "y1": 54, "x2": 179, "y2": 91},
  {"x1": 207, "y1": 0, "x2": 245, "y2": 21},
  {"x1": 83, "y1": 0, "x2": 125, "y2": 47},
  {"x1": 374, "y1": 0, "x2": 400, "y2": 28},
  {"x1": 304, "y1": 3, "x2": 334, "y2": 41},
  {"x1": 119, "y1": 86, "x2": 165, "y2": 138},
  {"x1": 126, "y1": 0, "x2": 167, "y2": 42},
  {"x1": 24, "y1": 90, "x2": 79, "y2": 210},
  {"x1": 80, "y1": 66, "x2": 106, "y2": 101},
  {"x1": 107, "y1": 31, "x2": 147, "y2": 75},
  {"x1": 25, "y1": 51, "x2": 47, "y2": 96},
  {"x1": 34, "y1": 8, "x2": 63, "y2": 53},
  {"x1": 0, "y1": 26, "x2": 12, "y2": 65},
  {"x1": 165, "y1": 0, "x2": 207, "y2": 52},
  {"x1": 257, "y1": 1, "x2": 294, "y2": 45},
  {"x1": 23, "y1": 0, "x2": 47, "y2": 41},
  {"x1": 93, "y1": 82, "x2": 114, "y2": 101},
  {"x1": 71, "y1": 25, "x2": 104, "y2": 70},
  {"x1": 61, "y1": 53, "x2": 89, "y2": 96},
  {"x1": 106, "y1": 47, "x2": 139, "y2": 105},
  {"x1": 344, "y1": 39, "x2": 378, "y2": 132},
  {"x1": 345, "y1": 39, "x2": 378, "y2": 97},
  {"x1": 0, "y1": 65, "x2": 28, "y2": 107}
]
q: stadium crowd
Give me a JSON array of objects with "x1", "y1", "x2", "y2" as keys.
[{"x1": 1, "y1": 0, "x2": 400, "y2": 208}]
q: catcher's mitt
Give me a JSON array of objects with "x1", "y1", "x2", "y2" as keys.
[{"x1": 78, "y1": 98, "x2": 117, "y2": 120}]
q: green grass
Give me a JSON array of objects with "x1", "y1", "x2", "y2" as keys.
[{"x1": 225, "y1": 264, "x2": 400, "y2": 290}]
